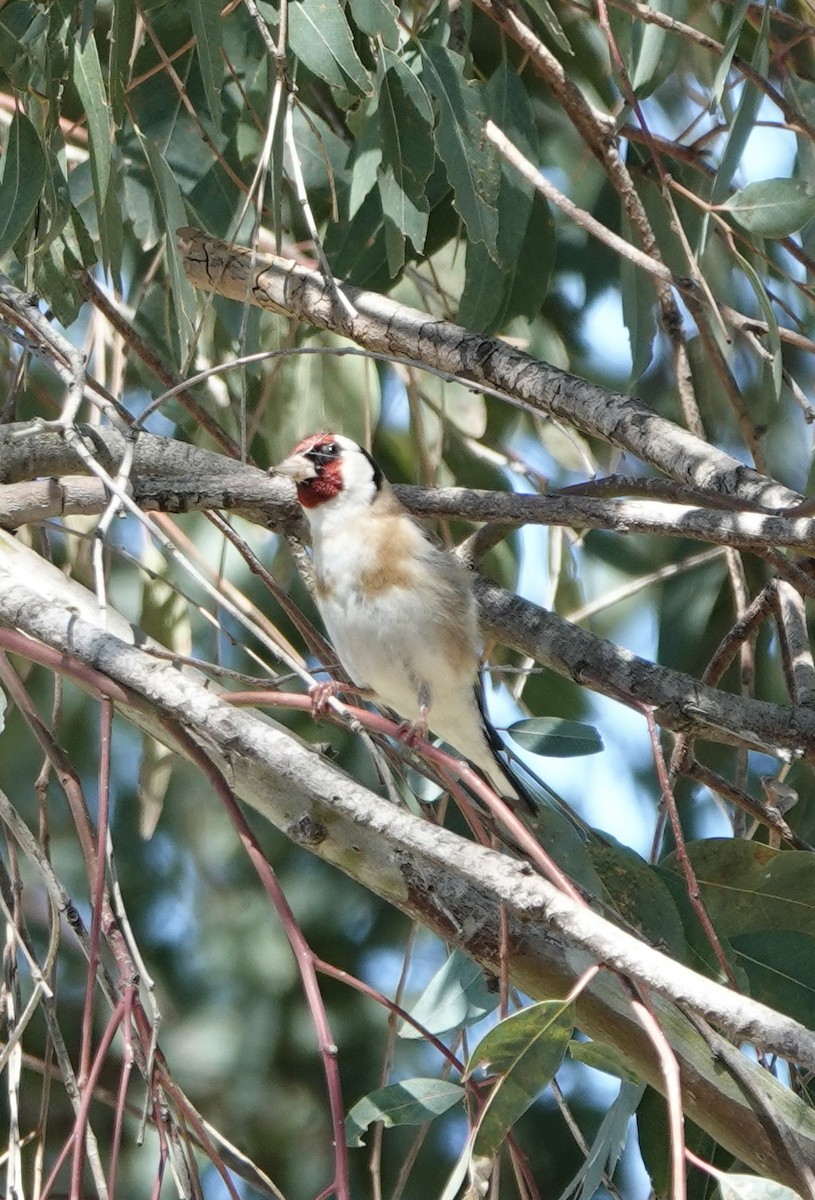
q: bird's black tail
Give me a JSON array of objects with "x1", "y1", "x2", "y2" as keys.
[{"x1": 474, "y1": 682, "x2": 541, "y2": 815}]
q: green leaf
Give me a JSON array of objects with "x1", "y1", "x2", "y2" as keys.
[
  {"x1": 507, "y1": 717, "x2": 603, "y2": 758},
  {"x1": 662, "y1": 840, "x2": 815, "y2": 938},
  {"x1": 400, "y1": 948, "x2": 498, "y2": 1039},
  {"x1": 73, "y1": 31, "x2": 111, "y2": 206},
  {"x1": 0, "y1": 112, "x2": 46, "y2": 256},
  {"x1": 137, "y1": 133, "x2": 196, "y2": 365},
  {"x1": 348, "y1": 0, "x2": 399, "y2": 48},
  {"x1": 731, "y1": 243, "x2": 783, "y2": 399},
  {"x1": 377, "y1": 49, "x2": 434, "y2": 271},
  {"x1": 288, "y1": 0, "x2": 371, "y2": 95},
  {"x1": 709, "y1": 0, "x2": 770, "y2": 206},
  {"x1": 722, "y1": 178, "x2": 815, "y2": 238},
  {"x1": 420, "y1": 42, "x2": 499, "y2": 255},
  {"x1": 717, "y1": 1175, "x2": 806, "y2": 1200},
  {"x1": 620, "y1": 213, "x2": 656, "y2": 382},
  {"x1": 711, "y1": 0, "x2": 750, "y2": 107},
  {"x1": 190, "y1": 0, "x2": 223, "y2": 124},
  {"x1": 568, "y1": 1039, "x2": 642, "y2": 1084},
  {"x1": 557, "y1": 1080, "x2": 645, "y2": 1200},
  {"x1": 523, "y1": 0, "x2": 573, "y2": 55},
  {"x1": 345, "y1": 1078, "x2": 464, "y2": 1147},
  {"x1": 629, "y1": 0, "x2": 681, "y2": 98},
  {"x1": 108, "y1": 0, "x2": 135, "y2": 126},
  {"x1": 729, "y1": 930, "x2": 815, "y2": 1027},
  {"x1": 467, "y1": 1000, "x2": 573, "y2": 1156},
  {"x1": 589, "y1": 840, "x2": 689, "y2": 964}
]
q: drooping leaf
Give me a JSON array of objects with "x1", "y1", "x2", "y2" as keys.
[
  {"x1": 73, "y1": 30, "x2": 111, "y2": 206},
  {"x1": 568, "y1": 1039, "x2": 641, "y2": 1084},
  {"x1": 722, "y1": 178, "x2": 815, "y2": 238},
  {"x1": 288, "y1": 0, "x2": 371, "y2": 95},
  {"x1": 620, "y1": 213, "x2": 656, "y2": 382},
  {"x1": 137, "y1": 132, "x2": 196, "y2": 365},
  {"x1": 420, "y1": 42, "x2": 499, "y2": 256},
  {"x1": 711, "y1": 0, "x2": 750, "y2": 107},
  {"x1": 629, "y1": 0, "x2": 681, "y2": 98},
  {"x1": 557, "y1": 1080, "x2": 645, "y2": 1200},
  {"x1": 0, "y1": 112, "x2": 46, "y2": 256},
  {"x1": 507, "y1": 717, "x2": 603, "y2": 758},
  {"x1": 190, "y1": 0, "x2": 223, "y2": 124},
  {"x1": 467, "y1": 1000, "x2": 573, "y2": 1156},
  {"x1": 400, "y1": 948, "x2": 498, "y2": 1039},
  {"x1": 709, "y1": 0, "x2": 770, "y2": 206},
  {"x1": 108, "y1": 0, "x2": 136, "y2": 127},
  {"x1": 345, "y1": 1078, "x2": 464, "y2": 1147},
  {"x1": 523, "y1": 0, "x2": 573, "y2": 55},
  {"x1": 731, "y1": 243, "x2": 782, "y2": 398},
  {"x1": 377, "y1": 49, "x2": 434, "y2": 271},
  {"x1": 348, "y1": 0, "x2": 399, "y2": 48}
]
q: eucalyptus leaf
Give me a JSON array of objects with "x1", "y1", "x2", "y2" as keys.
[
  {"x1": 189, "y1": 0, "x2": 223, "y2": 124},
  {"x1": 722, "y1": 178, "x2": 815, "y2": 238},
  {"x1": 420, "y1": 42, "x2": 499, "y2": 256},
  {"x1": 468, "y1": 1000, "x2": 573, "y2": 1156},
  {"x1": 288, "y1": 0, "x2": 371, "y2": 95},
  {"x1": 400, "y1": 947, "x2": 498, "y2": 1038},
  {"x1": 0, "y1": 112, "x2": 46, "y2": 256},
  {"x1": 507, "y1": 717, "x2": 603, "y2": 758},
  {"x1": 345, "y1": 1078, "x2": 464, "y2": 1147}
]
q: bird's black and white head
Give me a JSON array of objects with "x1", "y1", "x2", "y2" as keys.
[{"x1": 275, "y1": 433, "x2": 383, "y2": 516}]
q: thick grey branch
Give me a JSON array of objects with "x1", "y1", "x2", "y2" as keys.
[
  {"x1": 0, "y1": 543, "x2": 813, "y2": 1190},
  {"x1": 177, "y1": 227, "x2": 800, "y2": 510},
  {"x1": 2, "y1": 422, "x2": 815, "y2": 765}
]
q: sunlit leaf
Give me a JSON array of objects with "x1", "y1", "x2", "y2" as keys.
[
  {"x1": 467, "y1": 1001, "x2": 573, "y2": 1156},
  {"x1": 289, "y1": 0, "x2": 371, "y2": 95},
  {"x1": 718, "y1": 1176, "x2": 806, "y2": 1200},
  {"x1": 345, "y1": 1078, "x2": 464, "y2": 1147},
  {"x1": 420, "y1": 42, "x2": 499, "y2": 255}
]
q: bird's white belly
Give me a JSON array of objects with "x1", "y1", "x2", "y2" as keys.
[{"x1": 321, "y1": 584, "x2": 437, "y2": 720}]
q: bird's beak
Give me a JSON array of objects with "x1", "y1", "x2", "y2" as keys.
[{"x1": 274, "y1": 451, "x2": 316, "y2": 483}]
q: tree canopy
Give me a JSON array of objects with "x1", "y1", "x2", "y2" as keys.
[{"x1": 2, "y1": 1, "x2": 815, "y2": 1198}]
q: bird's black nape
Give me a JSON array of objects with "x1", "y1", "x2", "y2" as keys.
[{"x1": 359, "y1": 445, "x2": 383, "y2": 492}]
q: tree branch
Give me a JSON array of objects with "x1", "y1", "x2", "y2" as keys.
[{"x1": 0, "y1": 544, "x2": 814, "y2": 1191}]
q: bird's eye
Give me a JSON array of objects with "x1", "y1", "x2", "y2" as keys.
[{"x1": 305, "y1": 440, "x2": 340, "y2": 468}]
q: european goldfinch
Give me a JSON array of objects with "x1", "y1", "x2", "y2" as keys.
[{"x1": 275, "y1": 432, "x2": 537, "y2": 812}]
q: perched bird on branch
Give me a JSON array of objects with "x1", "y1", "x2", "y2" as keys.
[{"x1": 275, "y1": 432, "x2": 537, "y2": 813}]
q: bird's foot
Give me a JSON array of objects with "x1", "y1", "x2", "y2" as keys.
[
  {"x1": 396, "y1": 706, "x2": 429, "y2": 747},
  {"x1": 309, "y1": 679, "x2": 343, "y2": 716}
]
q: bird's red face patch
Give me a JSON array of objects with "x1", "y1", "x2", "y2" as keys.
[{"x1": 277, "y1": 433, "x2": 344, "y2": 508}]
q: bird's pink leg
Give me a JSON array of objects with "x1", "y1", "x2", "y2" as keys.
[{"x1": 397, "y1": 687, "x2": 431, "y2": 746}]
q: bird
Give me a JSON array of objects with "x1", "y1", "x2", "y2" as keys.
[{"x1": 275, "y1": 431, "x2": 538, "y2": 814}]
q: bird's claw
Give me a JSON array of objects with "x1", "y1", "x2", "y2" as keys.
[
  {"x1": 309, "y1": 679, "x2": 342, "y2": 716},
  {"x1": 396, "y1": 716, "x2": 428, "y2": 747}
]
